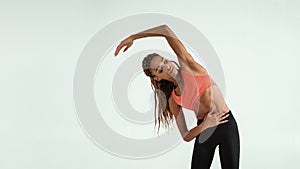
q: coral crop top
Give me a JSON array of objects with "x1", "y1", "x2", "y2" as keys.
[{"x1": 171, "y1": 70, "x2": 215, "y2": 110}]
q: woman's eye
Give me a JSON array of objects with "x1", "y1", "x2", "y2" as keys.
[{"x1": 158, "y1": 68, "x2": 163, "y2": 73}]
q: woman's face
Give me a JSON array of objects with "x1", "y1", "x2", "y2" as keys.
[{"x1": 150, "y1": 55, "x2": 178, "y2": 82}]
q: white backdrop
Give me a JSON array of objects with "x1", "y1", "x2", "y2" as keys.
[{"x1": 1, "y1": 0, "x2": 299, "y2": 168}]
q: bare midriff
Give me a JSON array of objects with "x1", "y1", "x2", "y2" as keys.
[{"x1": 194, "y1": 84, "x2": 229, "y2": 120}]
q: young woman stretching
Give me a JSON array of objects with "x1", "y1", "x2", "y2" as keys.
[{"x1": 114, "y1": 25, "x2": 240, "y2": 169}]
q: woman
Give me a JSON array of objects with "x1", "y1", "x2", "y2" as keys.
[{"x1": 114, "y1": 25, "x2": 240, "y2": 169}]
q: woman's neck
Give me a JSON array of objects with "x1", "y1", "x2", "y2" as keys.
[{"x1": 172, "y1": 69, "x2": 184, "y2": 94}]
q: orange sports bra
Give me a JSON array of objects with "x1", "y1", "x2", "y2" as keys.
[{"x1": 171, "y1": 70, "x2": 215, "y2": 110}]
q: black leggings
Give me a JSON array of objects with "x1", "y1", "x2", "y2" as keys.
[{"x1": 191, "y1": 110, "x2": 240, "y2": 169}]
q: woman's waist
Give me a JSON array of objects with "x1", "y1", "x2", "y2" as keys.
[
  {"x1": 195, "y1": 101, "x2": 229, "y2": 119},
  {"x1": 197, "y1": 109, "x2": 233, "y2": 125}
]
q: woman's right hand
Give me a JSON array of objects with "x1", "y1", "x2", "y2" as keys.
[
  {"x1": 202, "y1": 107, "x2": 230, "y2": 130},
  {"x1": 114, "y1": 36, "x2": 134, "y2": 56}
]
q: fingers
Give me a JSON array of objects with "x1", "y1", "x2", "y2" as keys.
[
  {"x1": 123, "y1": 46, "x2": 129, "y2": 52},
  {"x1": 114, "y1": 45, "x2": 126, "y2": 56},
  {"x1": 209, "y1": 111, "x2": 225, "y2": 118},
  {"x1": 114, "y1": 45, "x2": 122, "y2": 56},
  {"x1": 220, "y1": 113, "x2": 230, "y2": 119},
  {"x1": 115, "y1": 37, "x2": 134, "y2": 56},
  {"x1": 218, "y1": 119, "x2": 229, "y2": 125},
  {"x1": 115, "y1": 43, "x2": 131, "y2": 56},
  {"x1": 216, "y1": 112, "x2": 227, "y2": 117},
  {"x1": 114, "y1": 40, "x2": 126, "y2": 56},
  {"x1": 123, "y1": 44, "x2": 132, "y2": 52},
  {"x1": 217, "y1": 113, "x2": 230, "y2": 125}
]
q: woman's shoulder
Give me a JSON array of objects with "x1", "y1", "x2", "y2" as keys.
[
  {"x1": 177, "y1": 56, "x2": 208, "y2": 75},
  {"x1": 177, "y1": 57, "x2": 208, "y2": 75},
  {"x1": 181, "y1": 67, "x2": 209, "y2": 76}
]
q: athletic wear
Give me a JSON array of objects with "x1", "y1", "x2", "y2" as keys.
[
  {"x1": 191, "y1": 110, "x2": 240, "y2": 169},
  {"x1": 171, "y1": 69, "x2": 215, "y2": 110},
  {"x1": 170, "y1": 69, "x2": 240, "y2": 169}
]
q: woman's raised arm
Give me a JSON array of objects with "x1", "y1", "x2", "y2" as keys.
[{"x1": 114, "y1": 25, "x2": 205, "y2": 72}]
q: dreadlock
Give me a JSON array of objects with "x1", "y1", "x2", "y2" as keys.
[{"x1": 142, "y1": 53, "x2": 180, "y2": 134}]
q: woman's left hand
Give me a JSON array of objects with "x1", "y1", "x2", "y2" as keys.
[
  {"x1": 202, "y1": 105, "x2": 230, "y2": 130},
  {"x1": 114, "y1": 36, "x2": 134, "y2": 56}
]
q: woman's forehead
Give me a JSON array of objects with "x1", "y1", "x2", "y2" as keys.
[{"x1": 150, "y1": 55, "x2": 163, "y2": 67}]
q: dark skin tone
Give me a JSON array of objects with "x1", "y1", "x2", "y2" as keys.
[{"x1": 115, "y1": 25, "x2": 230, "y2": 142}]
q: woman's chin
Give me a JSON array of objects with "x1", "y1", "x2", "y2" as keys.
[
  {"x1": 173, "y1": 69, "x2": 179, "y2": 77},
  {"x1": 170, "y1": 71, "x2": 178, "y2": 79}
]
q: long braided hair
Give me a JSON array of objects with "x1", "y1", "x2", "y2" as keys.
[{"x1": 142, "y1": 53, "x2": 181, "y2": 133}]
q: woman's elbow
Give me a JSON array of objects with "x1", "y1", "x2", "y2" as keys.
[
  {"x1": 161, "y1": 24, "x2": 170, "y2": 29},
  {"x1": 161, "y1": 24, "x2": 173, "y2": 34}
]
